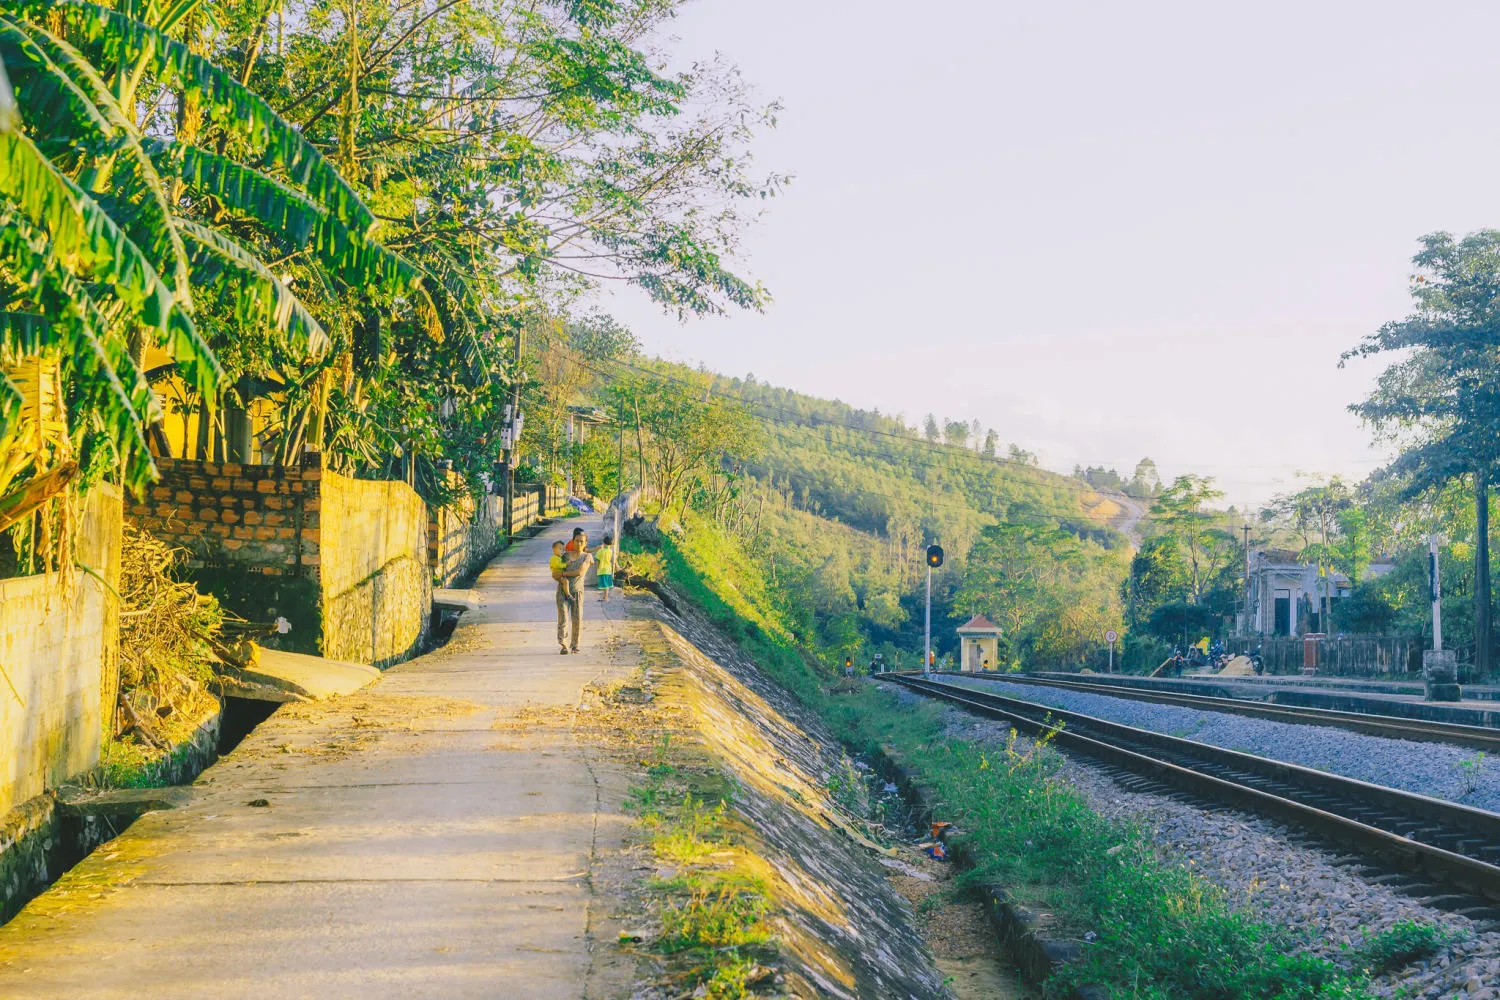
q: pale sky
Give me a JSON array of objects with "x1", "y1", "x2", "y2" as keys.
[{"x1": 605, "y1": 1, "x2": 1500, "y2": 508}]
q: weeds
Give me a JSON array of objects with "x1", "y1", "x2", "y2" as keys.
[
  {"x1": 1455, "y1": 752, "x2": 1486, "y2": 798},
  {"x1": 1357, "y1": 920, "x2": 1458, "y2": 975},
  {"x1": 623, "y1": 732, "x2": 774, "y2": 999}
]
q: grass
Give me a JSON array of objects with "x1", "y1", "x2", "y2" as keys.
[
  {"x1": 622, "y1": 733, "x2": 774, "y2": 999},
  {"x1": 655, "y1": 517, "x2": 1386, "y2": 1000},
  {"x1": 1356, "y1": 920, "x2": 1457, "y2": 976}
]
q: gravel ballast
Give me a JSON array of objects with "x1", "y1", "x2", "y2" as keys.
[
  {"x1": 911, "y1": 691, "x2": 1500, "y2": 999},
  {"x1": 947, "y1": 676, "x2": 1500, "y2": 811}
]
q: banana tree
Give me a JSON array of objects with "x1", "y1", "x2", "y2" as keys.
[{"x1": 0, "y1": 0, "x2": 425, "y2": 534}]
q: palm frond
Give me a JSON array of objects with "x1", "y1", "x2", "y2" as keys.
[
  {"x1": 0, "y1": 14, "x2": 193, "y2": 306},
  {"x1": 176, "y1": 217, "x2": 330, "y2": 357},
  {"x1": 41, "y1": 0, "x2": 377, "y2": 237},
  {"x1": 148, "y1": 140, "x2": 324, "y2": 247},
  {"x1": 0, "y1": 127, "x2": 176, "y2": 329}
]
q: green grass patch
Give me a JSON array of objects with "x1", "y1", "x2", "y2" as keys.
[
  {"x1": 655, "y1": 517, "x2": 1383, "y2": 1000},
  {"x1": 1356, "y1": 920, "x2": 1458, "y2": 976},
  {"x1": 623, "y1": 733, "x2": 774, "y2": 999}
]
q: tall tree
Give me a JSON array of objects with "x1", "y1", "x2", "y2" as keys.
[
  {"x1": 1151, "y1": 474, "x2": 1229, "y2": 604},
  {"x1": 1344, "y1": 231, "x2": 1500, "y2": 672}
]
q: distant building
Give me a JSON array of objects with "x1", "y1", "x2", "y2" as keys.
[
  {"x1": 1246, "y1": 549, "x2": 1394, "y2": 636},
  {"x1": 956, "y1": 615, "x2": 1002, "y2": 671}
]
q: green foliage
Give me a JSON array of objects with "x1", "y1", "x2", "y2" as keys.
[
  {"x1": 1355, "y1": 920, "x2": 1455, "y2": 975},
  {"x1": 1146, "y1": 602, "x2": 1221, "y2": 646},
  {"x1": 955, "y1": 519, "x2": 1125, "y2": 667},
  {"x1": 1152, "y1": 474, "x2": 1233, "y2": 604},
  {"x1": 661, "y1": 514, "x2": 1373, "y2": 1000},
  {"x1": 623, "y1": 731, "x2": 772, "y2": 998}
]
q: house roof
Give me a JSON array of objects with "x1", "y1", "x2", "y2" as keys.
[{"x1": 956, "y1": 614, "x2": 1001, "y2": 634}]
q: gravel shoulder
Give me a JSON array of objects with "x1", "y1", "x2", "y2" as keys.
[
  {"x1": 949, "y1": 676, "x2": 1500, "y2": 811},
  {"x1": 917, "y1": 691, "x2": 1500, "y2": 999}
]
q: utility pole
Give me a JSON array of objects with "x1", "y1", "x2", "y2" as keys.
[
  {"x1": 1243, "y1": 523, "x2": 1253, "y2": 636},
  {"x1": 1430, "y1": 533, "x2": 1443, "y2": 651},
  {"x1": 1477, "y1": 468, "x2": 1491, "y2": 676},
  {"x1": 924, "y1": 562, "x2": 932, "y2": 676},
  {"x1": 502, "y1": 326, "x2": 524, "y2": 539}
]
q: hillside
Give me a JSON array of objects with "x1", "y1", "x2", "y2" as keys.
[{"x1": 524, "y1": 330, "x2": 1132, "y2": 669}]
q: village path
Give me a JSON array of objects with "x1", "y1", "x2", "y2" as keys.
[{"x1": 0, "y1": 517, "x2": 642, "y2": 999}]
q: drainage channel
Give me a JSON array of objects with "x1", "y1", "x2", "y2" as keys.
[{"x1": 1, "y1": 692, "x2": 285, "y2": 927}]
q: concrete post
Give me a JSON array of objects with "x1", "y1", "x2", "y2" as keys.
[{"x1": 1426, "y1": 534, "x2": 1461, "y2": 701}]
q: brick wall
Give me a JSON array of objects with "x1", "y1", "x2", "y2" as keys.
[
  {"x1": 127, "y1": 454, "x2": 320, "y2": 576},
  {"x1": 125, "y1": 455, "x2": 429, "y2": 666}
]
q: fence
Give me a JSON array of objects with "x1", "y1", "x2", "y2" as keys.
[
  {"x1": 509, "y1": 484, "x2": 573, "y2": 538},
  {"x1": 1227, "y1": 634, "x2": 1421, "y2": 677}
]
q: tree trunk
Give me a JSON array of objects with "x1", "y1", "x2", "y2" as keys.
[{"x1": 1478, "y1": 468, "x2": 1492, "y2": 676}]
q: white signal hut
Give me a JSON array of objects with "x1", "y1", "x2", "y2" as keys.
[{"x1": 956, "y1": 615, "x2": 1002, "y2": 672}]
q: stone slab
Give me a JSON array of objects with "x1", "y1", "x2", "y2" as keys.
[{"x1": 234, "y1": 648, "x2": 381, "y2": 702}]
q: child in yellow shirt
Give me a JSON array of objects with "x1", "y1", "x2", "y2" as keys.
[{"x1": 595, "y1": 533, "x2": 616, "y2": 602}]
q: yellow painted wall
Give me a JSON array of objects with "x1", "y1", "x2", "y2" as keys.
[
  {"x1": 0, "y1": 487, "x2": 122, "y2": 817},
  {"x1": 319, "y1": 471, "x2": 431, "y2": 666}
]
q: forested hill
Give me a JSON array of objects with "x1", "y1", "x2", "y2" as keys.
[
  {"x1": 529, "y1": 326, "x2": 1133, "y2": 668},
  {"x1": 718, "y1": 374, "x2": 1126, "y2": 553}
]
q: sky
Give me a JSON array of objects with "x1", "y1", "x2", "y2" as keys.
[{"x1": 603, "y1": 1, "x2": 1500, "y2": 508}]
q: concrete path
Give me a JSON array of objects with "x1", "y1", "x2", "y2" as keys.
[{"x1": 0, "y1": 520, "x2": 639, "y2": 999}]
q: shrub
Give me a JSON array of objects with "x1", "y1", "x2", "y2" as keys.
[{"x1": 1357, "y1": 920, "x2": 1455, "y2": 975}]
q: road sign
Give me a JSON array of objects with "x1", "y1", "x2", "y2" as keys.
[{"x1": 1104, "y1": 629, "x2": 1118, "y2": 644}]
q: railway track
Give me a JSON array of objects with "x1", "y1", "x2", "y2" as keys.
[
  {"x1": 982, "y1": 673, "x2": 1500, "y2": 753},
  {"x1": 892, "y1": 673, "x2": 1500, "y2": 921}
]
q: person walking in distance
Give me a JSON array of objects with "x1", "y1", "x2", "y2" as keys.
[{"x1": 596, "y1": 533, "x2": 616, "y2": 603}]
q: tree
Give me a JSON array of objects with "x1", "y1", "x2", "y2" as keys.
[
  {"x1": 1151, "y1": 475, "x2": 1230, "y2": 604},
  {"x1": 923, "y1": 414, "x2": 940, "y2": 443},
  {"x1": 0, "y1": 0, "x2": 407, "y2": 548},
  {"x1": 943, "y1": 418, "x2": 969, "y2": 449},
  {"x1": 1128, "y1": 457, "x2": 1161, "y2": 498},
  {"x1": 608, "y1": 367, "x2": 759, "y2": 524},
  {"x1": 1344, "y1": 231, "x2": 1500, "y2": 672},
  {"x1": 982, "y1": 428, "x2": 998, "y2": 458}
]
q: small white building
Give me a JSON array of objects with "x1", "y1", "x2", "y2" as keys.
[{"x1": 956, "y1": 615, "x2": 1001, "y2": 672}]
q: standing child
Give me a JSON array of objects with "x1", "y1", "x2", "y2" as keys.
[{"x1": 596, "y1": 533, "x2": 616, "y2": 602}]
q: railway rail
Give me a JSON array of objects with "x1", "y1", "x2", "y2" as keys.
[
  {"x1": 892, "y1": 673, "x2": 1500, "y2": 920},
  {"x1": 980, "y1": 673, "x2": 1500, "y2": 753}
]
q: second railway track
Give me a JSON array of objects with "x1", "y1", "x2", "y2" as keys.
[
  {"x1": 983, "y1": 672, "x2": 1500, "y2": 753},
  {"x1": 892, "y1": 673, "x2": 1500, "y2": 922}
]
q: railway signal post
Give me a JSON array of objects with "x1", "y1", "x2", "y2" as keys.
[{"x1": 925, "y1": 544, "x2": 943, "y2": 677}]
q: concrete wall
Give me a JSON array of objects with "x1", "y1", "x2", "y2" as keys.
[
  {"x1": 320, "y1": 471, "x2": 431, "y2": 666},
  {"x1": 0, "y1": 487, "x2": 122, "y2": 819}
]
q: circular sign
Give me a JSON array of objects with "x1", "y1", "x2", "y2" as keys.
[{"x1": 1104, "y1": 629, "x2": 1118, "y2": 644}]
